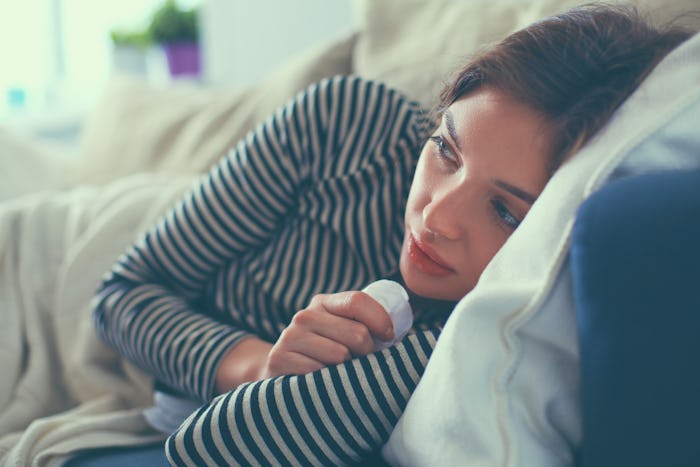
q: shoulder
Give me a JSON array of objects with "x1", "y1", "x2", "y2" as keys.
[
  {"x1": 315, "y1": 75, "x2": 416, "y2": 102},
  {"x1": 298, "y1": 75, "x2": 433, "y2": 143},
  {"x1": 309, "y1": 74, "x2": 427, "y2": 117}
]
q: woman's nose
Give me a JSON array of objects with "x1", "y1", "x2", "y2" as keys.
[{"x1": 422, "y1": 185, "x2": 471, "y2": 240}]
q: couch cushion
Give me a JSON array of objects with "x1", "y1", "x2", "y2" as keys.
[
  {"x1": 353, "y1": 0, "x2": 700, "y2": 108},
  {"x1": 0, "y1": 130, "x2": 72, "y2": 201},
  {"x1": 572, "y1": 170, "x2": 700, "y2": 467}
]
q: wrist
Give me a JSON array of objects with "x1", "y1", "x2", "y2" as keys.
[{"x1": 215, "y1": 336, "x2": 273, "y2": 394}]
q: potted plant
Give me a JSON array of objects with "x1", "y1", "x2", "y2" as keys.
[
  {"x1": 109, "y1": 29, "x2": 151, "y2": 74},
  {"x1": 148, "y1": 0, "x2": 201, "y2": 78}
]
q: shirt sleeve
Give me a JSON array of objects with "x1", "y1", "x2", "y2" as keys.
[
  {"x1": 92, "y1": 75, "x2": 430, "y2": 402},
  {"x1": 165, "y1": 328, "x2": 439, "y2": 466}
]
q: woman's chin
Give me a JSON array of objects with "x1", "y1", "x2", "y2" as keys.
[
  {"x1": 401, "y1": 256, "x2": 448, "y2": 300},
  {"x1": 400, "y1": 254, "x2": 473, "y2": 302}
]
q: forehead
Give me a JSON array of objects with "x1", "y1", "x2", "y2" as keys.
[
  {"x1": 443, "y1": 88, "x2": 553, "y2": 185},
  {"x1": 446, "y1": 88, "x2": 549, "y2": 146}
]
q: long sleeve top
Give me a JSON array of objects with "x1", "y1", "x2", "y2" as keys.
[{"x1": 93, "y1": 75, "x2": 445, "y2": 465}]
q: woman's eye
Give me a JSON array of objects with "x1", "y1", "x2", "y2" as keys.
[
  {"x1": 491, "y1": 199, "x2": 521, "y2": 230},
  {"x1": 429, "y1": 135, "x2": 455, "y2": 162}
]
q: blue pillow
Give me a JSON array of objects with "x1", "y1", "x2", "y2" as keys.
[{"x1": 571, "y1": 170, "x2": 700, "y2": 467}]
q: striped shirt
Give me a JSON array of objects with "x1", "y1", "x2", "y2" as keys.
[{"x1": 93, "y1": 75, "x2": 444, "y2": 465}]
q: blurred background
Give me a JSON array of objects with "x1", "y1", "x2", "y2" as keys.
[{"x1": 0, "y1": 0, "x2": 356, "y2": 144}]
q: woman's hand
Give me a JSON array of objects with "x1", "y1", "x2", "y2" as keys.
[
  {"x1": 261, "y1": 291, "x2": 394, "y2": 378},
  {"x1": 214, "y1": 291, "x2": 393, "y2": 393},
  {"x1": 215, "y1": 337, "x2": 274, "y2": 394}
]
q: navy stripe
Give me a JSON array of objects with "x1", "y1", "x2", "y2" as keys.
[
  {"x1": 204, "y1": 166, "x2": 248, "y2": 250},
  {"x1": 247, "y1": 381, "x2": 289, "y2": 465},
  {"x1": 234, "y1": 383, "x2": 269, "y2": 464},
  {"x1": 281, "y1": 377, "x2": 330, "y2": 465},
  {"x1": 211, "y1": 156, "x2": 263, "y2": 248},
  {"x1": 157, "y1": 217, "x2": 207, "y2": 285},
  {"x1": 217, "y1": 392, "x2": 246, "y2": 462},
  {"x1": 165, "y1": 429, "x2": 186, "y2": 466},
  {"x1": 359, "y1": 356, "x2": 396, "y2": 426},
  {"x1": 194, "y1": 182, "x2": 245, "y2": 256},
  {"x1": 221, "y1": 154, "x2": 274, "y2": 235},
  {"x1": 345, "y1": 358, "x2": 388, "y2": 440},
  {"x1": 296, "y1": 375, "x2": 347, "y2": 459},
  {"x1": 374, "y1": 348, "x2": 407, "y2": 420},
  {"x1": 250, "y1": 131, "x2": 292, "y2": 208},
  {"x1": 263, "y1": 377, "x2": 307, "y2": 465},
  {"x1": 232, "y1": 139, "x2": 286, "y2": 222},
  {"x1": 179, "y1": 407, "x2": 207, "y2": 465},
  {"x1": 199, "y1": 400, "x2": 229, "y2": 466},
  {"x1": 388, "y1": 344, "x2": 418, "y2": 394},
  {"x1": 328, "y1": 364, "x2": 375, "y2": 447},
  {"x1": 310, "y1": 370, "x2": 362, "y2": 464}
]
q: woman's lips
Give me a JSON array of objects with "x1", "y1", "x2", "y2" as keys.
[{"x1": 407, "y1": 234, "x2": 454, "y2": 277}]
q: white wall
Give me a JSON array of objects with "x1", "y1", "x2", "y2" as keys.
[{"x1": 201, "y1": 0, "x2": 356, "y2": 86}]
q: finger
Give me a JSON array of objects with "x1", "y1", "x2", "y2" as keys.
[
  {"x1": 265, "y1": 350, "x2": 325, "y2": 378},
  {"x1": 310, "y1": 292, "x2": 394, "y2": 341},
  {"x1": 291, "y1": 308, "x2": 376, "y2": 356}
]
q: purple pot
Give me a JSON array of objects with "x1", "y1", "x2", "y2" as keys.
[{"x1": 164, "y1": 42, "x2": 201, "y2": 77}]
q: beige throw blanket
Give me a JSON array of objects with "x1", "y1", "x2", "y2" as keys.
[{"x1": 0, "y1": 174, "x2": 194, "y2": 466}]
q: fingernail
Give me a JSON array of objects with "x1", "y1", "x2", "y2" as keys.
[{"x1": 385, "y1": 326, "x2": 394, "y2": 339}]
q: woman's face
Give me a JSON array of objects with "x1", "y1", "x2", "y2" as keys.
[{"x1": 400, "y1": 87, "x2": 553, "y2": 301}]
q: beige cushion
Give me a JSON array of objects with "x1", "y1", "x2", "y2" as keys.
[
  {"x1": 353, "y1": 0, "x2": 700, "y2": 108},
  {"x1": 72, "y1": 32, "x2": 356, "y2": 186},
  {"x1": 0, "y1": 130, "x2": 73, "y2": 201}
]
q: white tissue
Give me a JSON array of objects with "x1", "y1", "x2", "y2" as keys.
[{"x1": 362, "y1": 280, "x2": 414, "y2": 350}]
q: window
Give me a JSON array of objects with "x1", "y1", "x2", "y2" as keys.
[{"x1": 0, "y1": 0, "x2": 197, "y2": 119}]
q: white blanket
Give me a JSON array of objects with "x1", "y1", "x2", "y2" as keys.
[{"x1": 0, "y1": 173, "x2": 194, "y2": 466}]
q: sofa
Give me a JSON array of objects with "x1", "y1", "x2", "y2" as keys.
[{"x1": 1, "y1": 0, "x2": 698, "y2": 465}]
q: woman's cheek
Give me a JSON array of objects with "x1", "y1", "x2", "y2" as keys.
[
  {"x1": 474, "y1": 226, "x2": 508, "y2": 272},
  {"x1": 406, "y1": 162, "x2": 431, "y2": 217}
]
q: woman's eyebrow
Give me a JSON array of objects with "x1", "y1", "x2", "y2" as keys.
[
  {"x1": 494, "y1": 180, "x2": 537, "y2": 204},
  {"x1": 443, "y1": 110, "x2": 462, "y2": 152},
  {"x1": 444, "y1": 108, "x2": 536, "y2": 204}
]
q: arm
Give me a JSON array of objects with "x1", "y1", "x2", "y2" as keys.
[
  {"x1": 92, "y1": 86, "x2": 310, "y2": 400},
  {"x1": 166, "y1": 328, "x2": 439, "y2": 466},
  {"x1": 92, "y1": 76, "x2": 430, "y2": 402}
]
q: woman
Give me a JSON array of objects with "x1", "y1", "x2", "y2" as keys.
[{"x1": 92, "y1": 4, "x2": 691, "y2": 466}]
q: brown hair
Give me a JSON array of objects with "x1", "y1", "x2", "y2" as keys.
[{"x1": 437, "y1": 3, "x2": 694, "y2": 173}]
